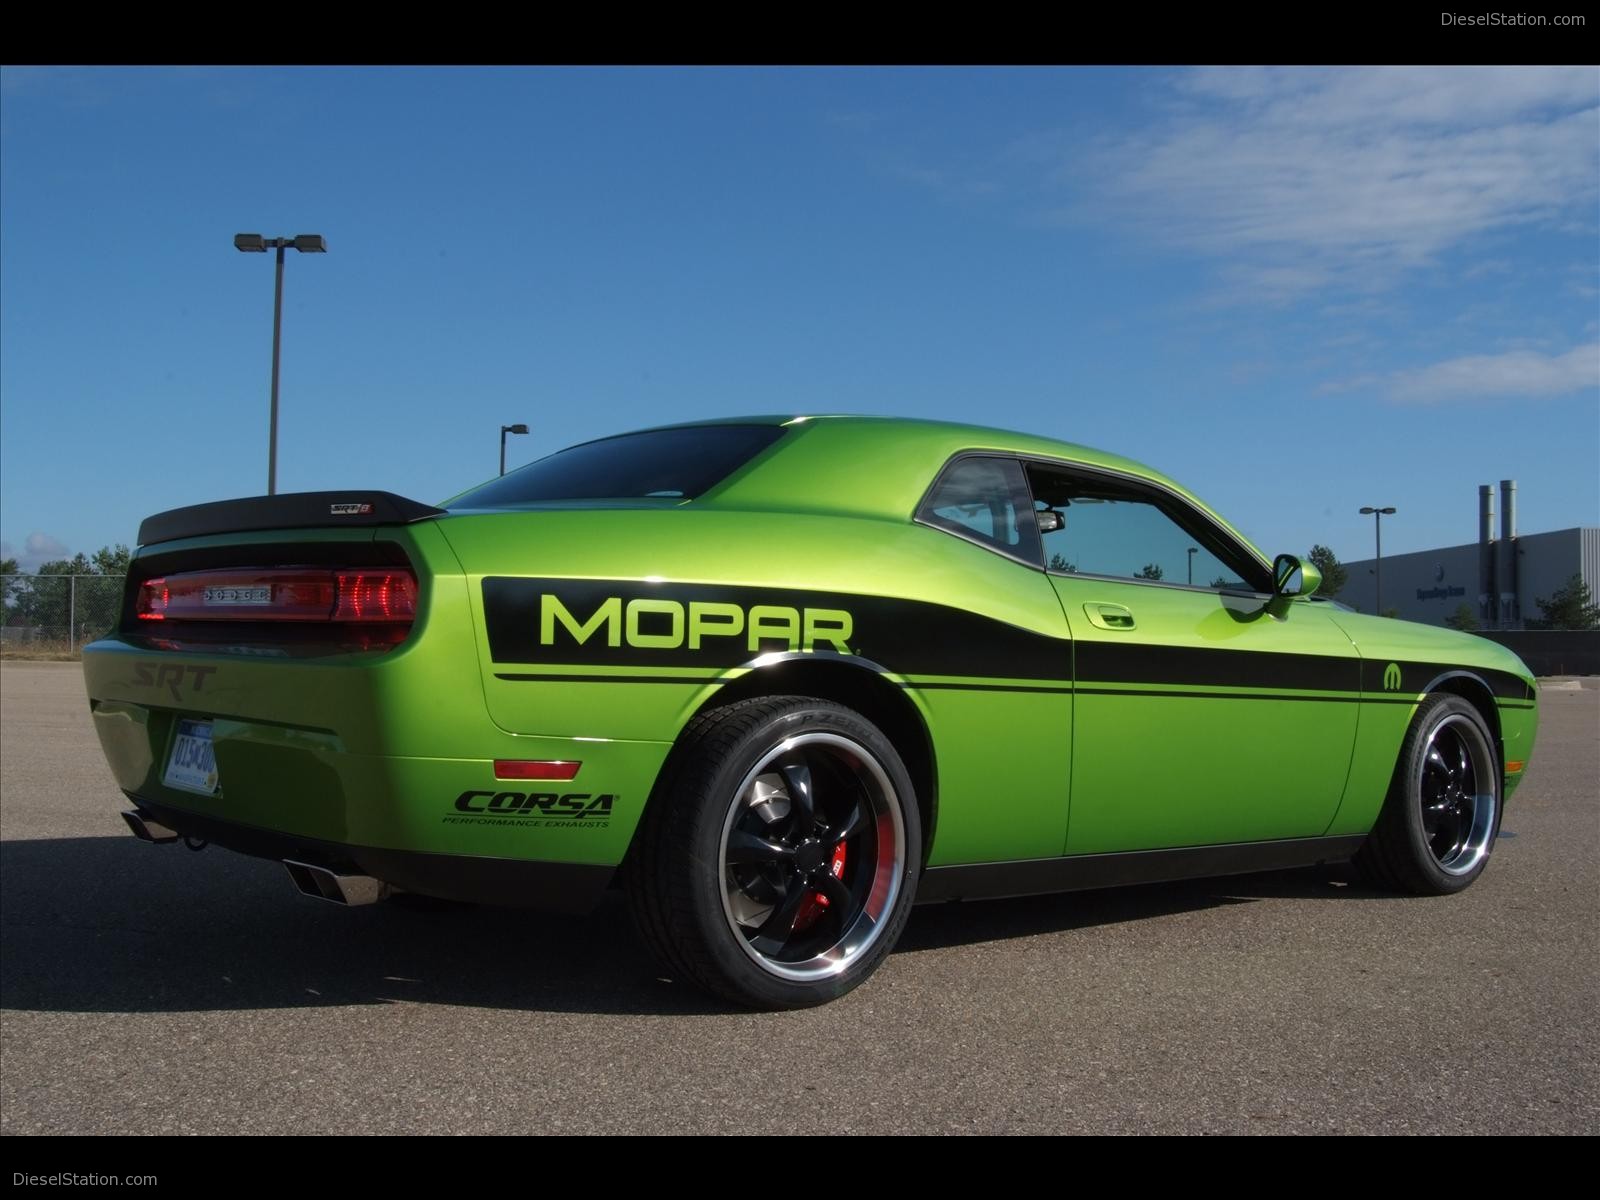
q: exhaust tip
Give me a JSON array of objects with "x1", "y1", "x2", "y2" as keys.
[
  {"x1": 283, "y1": 860, "x2": 389, "y2": 906},
  {"x1": 121, "y1": 809, "x2": 179, "y2": 844}
]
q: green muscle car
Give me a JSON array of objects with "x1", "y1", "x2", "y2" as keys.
[{"x1": 84, "y1": 416, "x2": 1538, "y2": 1008}]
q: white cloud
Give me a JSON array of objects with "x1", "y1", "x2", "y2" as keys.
[
  {"x1": 1389, "y1": 341, "x2": 1600, "y2": 404},
  {"x1": 0, "y1": 533, "x2": 71, "y2": 572},
  {"x1": 1075, "y1": 67, "x2": 1598, "y2": 297}
]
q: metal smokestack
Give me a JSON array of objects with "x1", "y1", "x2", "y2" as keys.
[
  {"x1": 1479, "y1": 484, "x2": 1496, "y2": 624},
  {"x1": 1499, "y1": 480, "x2": 1518, "y2": 627}
]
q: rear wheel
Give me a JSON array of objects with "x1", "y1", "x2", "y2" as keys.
[
  {"x1": 1357, "y1": 694, "x2": 1500, "y2": 895},
  {"x1": 628, "y1": 696, "x2": 920, "y2": 1009}
]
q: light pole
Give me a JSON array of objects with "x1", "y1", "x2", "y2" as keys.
[
  {"x1": 500, "y1": 424, "x2": 529, "y2": 476},
  {"x1": 234, "y1": 233, "x2": 327, "y2": 495},
  {"x1": 1359, "y1": 506, "x2": 1397, "y2": 613},
  {"x1": 1187, "y1": 547, "x2": 1198, "y2": 585}
]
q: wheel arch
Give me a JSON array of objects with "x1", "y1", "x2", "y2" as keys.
[
  {"x1": 646, "y1": 657, "x2": 939, "y2": 862},
  {"x1": 1420, "y1": 669, "x2": 1504, "y2": 769}
]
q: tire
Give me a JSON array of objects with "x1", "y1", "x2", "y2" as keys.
[
  {"x1": 1357, "y1": 694, "x2": 1501, "y2": 895},
  {"x1": 628, "y1": 696, "x2": 921, "y2": 1009}
]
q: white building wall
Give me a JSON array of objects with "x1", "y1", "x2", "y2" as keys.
[{"x1": 1340, "y1": 527, "x2": 1598, "y2": 627}]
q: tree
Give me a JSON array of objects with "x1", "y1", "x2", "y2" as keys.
[
  {"x1": 91, "y1": 544, "x2": 131, "y2": 576},
  {"x1": 1306, "y1": 544, "x2": 1348, "y2": 598},
  {"x1": 1533, "y1": 574, "x2": 1600, "y2": 630},
  {"x1": 8, "y1": 545, "x2": 128, "y2": 629},
  {"x1": 1136, "y1": 563, "x2": 1164, "y2": 580},
  {"x1": 1048, "y1": 554, "x2": 1077, "y2": 573},
  {"x1": 1443, "y1": 603, "x2": 1479, "y2": 631},
  {"x1": 0, "y1": 557, "x2": 17, "y2": 618}
]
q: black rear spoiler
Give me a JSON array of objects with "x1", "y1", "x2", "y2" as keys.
[{"x1": 138, "y1": 491, "x2": 446, "y2": 547}]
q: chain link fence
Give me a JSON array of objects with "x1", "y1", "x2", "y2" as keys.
[{"x1": 1, "y1": 575, "x2": 127, "y2": 658}]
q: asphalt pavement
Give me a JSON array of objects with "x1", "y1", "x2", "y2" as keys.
[{"x1": 2, "y1": 660, "x2": 1595, "y2": 1135}]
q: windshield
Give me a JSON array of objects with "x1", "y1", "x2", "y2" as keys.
[{"x1": 449, "y1": 424, "x2": 787, "y2": 508}]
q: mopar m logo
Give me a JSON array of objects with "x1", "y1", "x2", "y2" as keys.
[
  {"x1": 1383, "y1": 662, "x2": 1402, "y2": 691},
  {"x1": 540, "y1": 595, "x2": 853, "y2": 654}
]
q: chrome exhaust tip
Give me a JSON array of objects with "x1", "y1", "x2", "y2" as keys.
[
  {"x1": 121, "y1": 809, "x2": 179, "y2": 844},
  {"x1": 283, "y1": 860, "x2": 390, "y2": 906}
]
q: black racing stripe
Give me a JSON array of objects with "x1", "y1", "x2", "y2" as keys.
[
  {"x1": 903, "y1": 681, "x2": 1075, "y2": 694},
  {"x1": 1074, "y1": 641, "x2": 1360, "y2": 693},
  {"x1": 494, "y1": 673, "x2": 722, "y2": 685},
  {"x1": 482, "y1": 578, "x2": 1072, "y2": 678},
  {"x1": 481, "y1": 579, "x2": 1534, "y2": 705},
  {"x1": 1071, "y1": 687, "x2": 1368, "y2": 703},
  {"x1": 1359, "y1": 659, "x2": 1535, "y2": 701}
]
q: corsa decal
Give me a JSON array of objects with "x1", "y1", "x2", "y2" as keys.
[{"x1": 445, "y1": 791, "x2": 616, "y2": 828}]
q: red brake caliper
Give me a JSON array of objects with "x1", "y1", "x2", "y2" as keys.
[{"x1": 792, "y1": 841, "x2": 847, "y2": 933}]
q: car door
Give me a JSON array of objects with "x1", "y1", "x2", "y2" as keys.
[{"x1": 1026, "y1": 461, "x2": 1362, "y2": 855}]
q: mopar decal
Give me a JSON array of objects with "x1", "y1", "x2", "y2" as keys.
[
  {"x1": 540, "y1": 594, "x2": 852, "y2": 654},
  {"x1": 481, "y1": 577, "x2": 1072, "y2": 676},
  {"x1": 1383, "y1": 662, "x2": 1403, "y2": 690},
  {"x1": 445, "y1": 790, "x2": 616, "y2": 828}
]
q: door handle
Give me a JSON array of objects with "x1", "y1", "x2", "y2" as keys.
[{"x1": 1084, "y1": 603, "x2": 1136, "y2": 631}]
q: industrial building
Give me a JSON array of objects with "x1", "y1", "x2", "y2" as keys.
[{"x1": 1339, "y1": 480, "x2": 1599, "y2": 629}]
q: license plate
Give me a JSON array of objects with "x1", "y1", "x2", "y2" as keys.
[
  {"x1": 164, "y1": 719, "x2": 220, "y2": 796},
  {"x1": 203, "y1": 585, "x2": 271, "y2": 606}
]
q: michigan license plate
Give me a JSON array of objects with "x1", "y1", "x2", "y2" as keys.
[{"x1": 164, "y1": 719, "x2": 220, "y2": 796}]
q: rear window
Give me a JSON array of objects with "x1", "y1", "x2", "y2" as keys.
[{"x1": 449, "y1": 424, "x2": 787, "y2": 508}]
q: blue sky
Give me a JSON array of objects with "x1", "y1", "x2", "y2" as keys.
[{"x1": 2, "y1": 66, "x2": 1596, "y2": 571}]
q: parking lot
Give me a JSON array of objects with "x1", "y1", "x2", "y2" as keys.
[{"x1": 1, "y1": 659, "x2": 1595, "y2": 1135}]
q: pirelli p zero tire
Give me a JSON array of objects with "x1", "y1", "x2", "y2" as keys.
[
  {"x1": 628, "y1": 696, "x2": 922, "y2": 1009},
  {"x1": 1357, "y1": 694, "x2": 1501, "y2": 896}
]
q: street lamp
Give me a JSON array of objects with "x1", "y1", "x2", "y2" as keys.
[
  {"x1": 500, "y1": 424, "x2": 529, "y2": 476},
  {"x1": 234, "y1": 233, "x2": 327, "y2": 495},
  {"x1": 1187, "y1": 547, "x2": 1198, "y2": 585},
  {"x1": 1359, "y1": 506, "x2": 1397, "y2": 613}
]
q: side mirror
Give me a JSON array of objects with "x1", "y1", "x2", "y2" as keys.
[
  {"x1": 1037, "y1": 510, "x2": 1064, "y2": 534},
  {"x1": 1273, "y1": 554, "x2": 1322, "y2": 598}
]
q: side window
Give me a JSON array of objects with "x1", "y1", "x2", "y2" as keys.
[
  {"x1": 1025, "y1": 463, "x2": 1265, "y2": 591},
  {"x1": 918, "y1": 456, "x2": 1041, "y2": 565}
]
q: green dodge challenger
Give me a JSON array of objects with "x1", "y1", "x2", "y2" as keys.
[{"x1": 84, "y1": 416, "x2": 1538, "y2": 1008}]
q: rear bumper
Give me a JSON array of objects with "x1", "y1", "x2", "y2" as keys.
[
  {"x1": 125, "y1": 795, "x2": 617, "y2": 912},
  {"x1": 84, "y1": 638, "x2": 672, "y2": 870}
]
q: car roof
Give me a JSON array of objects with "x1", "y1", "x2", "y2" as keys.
[{"x1": 642, "y1": 415, "x2": 1261, "y2": 561}]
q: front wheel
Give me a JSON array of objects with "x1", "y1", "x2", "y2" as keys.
[
  {"x1": 628, "y1": 696, "x2": 921, "y2": 1009},
  {"x1": 1357, "y1": 694, "x2": 1501, "y2": 895}
]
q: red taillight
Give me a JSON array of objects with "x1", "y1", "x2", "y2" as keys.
[
  {"x1": 138, "y1": 578, "x2": 171, "y2": 620},
  {"x1": 332, "y1": 571, "x2": 417, "y2": 623},
  {"x1": 494, "y1": 760, "x2": 582, "y2": 781},
  {"x1": 135, "y1": 568, "x2": 417, "y2": 625}
]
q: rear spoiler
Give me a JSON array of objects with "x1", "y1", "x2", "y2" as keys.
[{"x1": 138, "y1": 491, "x2": 446, "y2": 547}]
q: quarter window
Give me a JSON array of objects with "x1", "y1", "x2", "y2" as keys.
[{"x1": 918, "y1": 457, "x2": 1041, "y2": 565}]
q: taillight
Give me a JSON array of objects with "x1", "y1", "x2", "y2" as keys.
[
  {"x1": 136, "y1": 568, "x2": 417, "y2": 625},
  {"x1": 332, "y1": 571, "x2": 417, "y2": 622}
]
